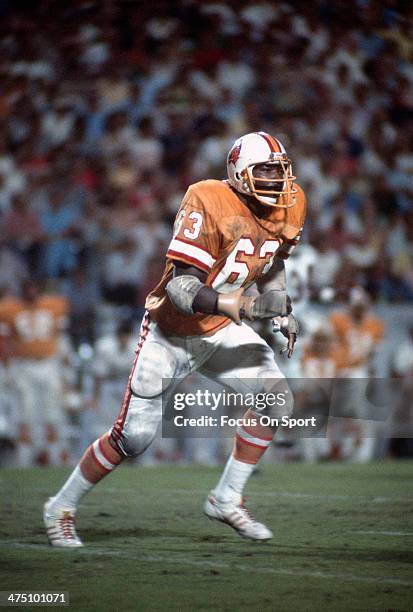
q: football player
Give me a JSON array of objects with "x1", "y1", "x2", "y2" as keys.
[
  {"x1": 328, "y1": 286, "x2": 385, "y2": 462},
  {"x1": 329, "y1": 286, "x2": 384, "y2": 378},
  {"x1": 0, "y1": 280, "x2": 69, "y2": 466},
  {"x1": 44, "y1": 132, "x2": 306, "y2": 546}
]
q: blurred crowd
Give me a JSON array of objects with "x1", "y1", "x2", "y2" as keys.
[
  {"x1": 0, "y1": 0, "x2": 412, "y2": 466},
  {"x1": 1, "y1": 0, "x2": 413, "y2": 326}
]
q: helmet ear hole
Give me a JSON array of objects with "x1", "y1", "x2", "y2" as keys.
[{"x1": 235, "y1": 172, "x2": 241, "y2": 180}]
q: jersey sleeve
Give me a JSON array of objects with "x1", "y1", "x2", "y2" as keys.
[{"x1": 166, "y1": 185, "x2": 220, "y2": 274}]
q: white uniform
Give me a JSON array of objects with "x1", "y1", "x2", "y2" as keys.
[{"x1": 110, "y1": 313, "x2": 287, "y2": 457}]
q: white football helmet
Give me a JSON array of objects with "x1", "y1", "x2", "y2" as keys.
[{"x1": 227, "y1": 131, "x2": 296, "y2": 207}]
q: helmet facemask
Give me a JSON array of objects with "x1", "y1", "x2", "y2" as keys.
[{"x1": 243, "y1": 156, "x2": 296, "y2": 208}]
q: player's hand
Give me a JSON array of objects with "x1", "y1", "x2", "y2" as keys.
[
  {"x1": 217, "y1": 288, "x2": 251, "y2": 325},
  {"x1": 272, "y1": 314, "x2": 299, "y2": 358},
  {"x1": 284, "y1": 333, "x2": 297, "y2": 358},
  {"x1": 217, "y1": 289, "x2": 290, "y2": 325}
]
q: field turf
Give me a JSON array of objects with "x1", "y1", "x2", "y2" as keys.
[{"x1": 0, "y1": 462, "x2": 412, "y2": 611}]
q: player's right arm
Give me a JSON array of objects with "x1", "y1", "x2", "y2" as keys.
[{"x1": 167, "y1": 262, "x2": 290, "y2": 325}]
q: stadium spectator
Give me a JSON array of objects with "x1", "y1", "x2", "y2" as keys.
[
  {"x1": 0, "y1": 193, "x2": 43, "y2": 273},
  {"x1": 61, "y1": 265, "x2": 101, "y2": 348},
  {"x1": 0, "y1": 242, "x2": 28, "y2": 295},
  {"x1": 0, "y1": 0, "x2": 412, "y2": 304}
]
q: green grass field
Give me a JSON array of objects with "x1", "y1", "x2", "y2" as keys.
[{"x1": 0, "y1": 462, "x2": 412, "y2": 611}]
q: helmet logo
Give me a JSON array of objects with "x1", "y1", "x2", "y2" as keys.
[{"x1": 228, "y1": 142, "x2": 242, "y2": 165}]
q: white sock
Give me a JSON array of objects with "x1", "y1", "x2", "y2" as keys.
[
  {"x1": 213, "y1": 455, "x2": 255, "y2": 503},
  {"x1": 50, "y1": 466, "x2": 93, "y2": 512}
]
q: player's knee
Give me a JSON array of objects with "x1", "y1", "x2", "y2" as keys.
[
  {"x1": 131, "y1": 341, "x2": 177, "y2": 398},
  {"x1": 123, "y1": 432, "x2": 156, "y2": 458},
  {"x1": 116, "y1": 422, "x2": 158, "y2": 458},
  {"x1": 111, "y1": 394, "x2": 162, "y2": 458},
  {"x1": 251, "y1": 376, "x2": 294, "y2": 420}
]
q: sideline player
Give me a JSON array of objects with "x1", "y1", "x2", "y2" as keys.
[
  {"x1": 329, "y1": 286, "x2": 385, "y2": 462},
  {"x1": 0, "y1": 280, "x2": 68, "y2": 466},
  {"x1": 44, "y1": 132, "x2": 306, "y2": 546}
]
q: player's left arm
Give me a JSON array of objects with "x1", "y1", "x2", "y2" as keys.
[
  {"x1": 256, "y1": 253, "x2": 287, "y2": 293},
  {"x1": 256, "y1": 256, "x2": 299, "y2": 358},
  {"x1": 262, "y1": 187, "x2": 307, "y2": 357}
]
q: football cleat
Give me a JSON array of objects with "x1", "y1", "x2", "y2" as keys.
[
  {"x1": 203, "y1": 493, "x2": 273, "y2": 541},
  {"x1": 43, "y1": 498, "x2": 83, "y2": 548}
]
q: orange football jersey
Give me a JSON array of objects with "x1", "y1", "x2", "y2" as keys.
[
  {"x1": 329, "y1": 311, "x2": 384, "y2": 369},
  {"x1": 302, "y1": 345, "x2": 350, "y2": 378},
  {"x1": 0, "y1": 295, "x2": 68, "y2": 359},
  {"x1": 146, "y1": 179, "x2": 306, "y2": 336},
  {"x1": 302, "y1": 352, "x2": 338, "y2": 378}
]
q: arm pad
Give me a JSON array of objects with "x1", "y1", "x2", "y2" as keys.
[
  {"x1": 249, "y1": 290, "x2": 290, "y2": 319},
  {"x1": 166, "y1": 275, "x2": 204, "y2": 315}
]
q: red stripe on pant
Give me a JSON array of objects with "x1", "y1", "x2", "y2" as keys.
[{"x1": 110, "y1": 313, "x2": 151, "y2": 447}]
